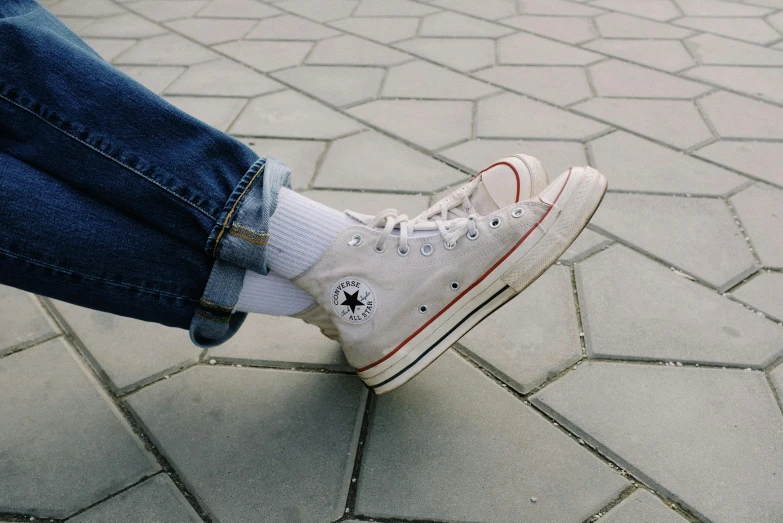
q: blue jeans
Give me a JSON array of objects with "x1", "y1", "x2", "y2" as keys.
[{"x1": 0, "y1": 0, "x2": 289, "y2": 346}]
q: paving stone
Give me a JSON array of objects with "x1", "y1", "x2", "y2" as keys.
[
  {"x1": 772, "y1": 364, "x2": 783, "y2": 402},
  {"x1": 0, "y1": 286, "x2": 58, "y2": 356},
  {"x1": 355, "y1": 350, "x2": 629, "y2": 521},
  {"x1": 49, "y1": 301, "x2": 202, "y2": 394},
  {"x1": 574, "y1": 98, "x2": 711, "y2": 149},
  {"x1": 771, "y1": 11, "x2": 783, "y2": 33},
  {"x1": 114, "y1": 34, "x2": 218, "y2": 66},
  {"x1": 69, "y1": 475, "x2": 201, "y2": 523},
  {"x1": 315, "y1": 131, "x2": 465, "y2": 191},
  {"x1": 125, "y1": 0, "x2": 209, "y2": 22},
  {"x1": 247, "y1": 14, "x2": 340, "y2": 40},
  {"x1": 209, "y1": 314, "x2": 349, "y2": 368},
  {"x1": 476, "y1": 65, "x2": 590, "y2": 106},
  {"x1": 57, "y1": 16, "x2": 96, "y2": 33},
  {"x1": 498, "y1": 32, "x2": 601, "y2": 66},
  {"x1": 84, "y1": 38, "x2": 137, "y2": 63},
  {"x1": 78, "y1": 13, "x2": 168, "y2": 38},
  {"x1": 166, "y1": 59, "x2": 281, "y2": 97},
  {"x1": 301, "y1": 189, "x2": 430, "y2": 216},
  {"x1": 383, "y1": 61, "x2": 499, "y2": 100},
  {"x1": 590, "y1": 194, "x2": 757, "y2": 289},
  {"x1": 675, "y1": 16, "x2": 781, "y2": 45},
  {"x1": 329, "y1": 16, "x2": 419, "y2": 43},
  {"x1": 272, "y1": 65, "x2": 383, "y2": 107},
  {"x1": 196, "y1": 0, "x2": 281, "y2": 18},
  {"x1": 230, "y1": 90, "x2": 364, "y2": 138},
  {"x1": 588, "y1": 131, "x2": 744, "y2": 195},
  {"x1": 733, "y1": 272, "x2": 783, "y2": 321},
  {"x1": 307, "y1": 34, "x2": 410, "y2": 65},
  {"x1": 590, "y1": 0, "x2": 680, "y2": 21},
  {"x1": 576, "y1": 245, "x2": 782, "y2": 365},
  {"x1": 163, "y1": 96, "x2": 246, "y2": 132},
  {"x1": 479, "y1": 93, "x2": 610, "y2": 140},
  {"x1": 239, "y1": 138, "x2": 326, "y2": 188},
  {"x1": 440, "y1": 138, "x2": 588, "y2": 177},
  {"x1": 731, "y1": 183, "x2": 783, "y2": 268},
  {"x1": 560, "y1": 228, "x2": 612, "y2": 263},
  {"x1": 517, "y1": 0, "x2": 604, "y2": 15},
  {"x1": 585, "y1": 39, "x2": 694, "y2": 72},
  {"x1": 461, "y1": 265, "x2": 582, "y2": 393},
  {"x1": 50, "y1": 0, "x2": 124, "y2": 17},
  {"x1": 699, "y1": 91, "x2": 783, "y2": 140},
  {"x1": 685, "y1": 66, "x2": 783, "y2": 105},
  {"x1": 126, "y1": 366, "x2": 366, "y2": 523},
  {"x1": 595, "y1": 12, "x2": 692, "y2": 38},
  {"x1": 116, "y1": 65, "x2": 185, "y2": 94},
  {"x1": 500, "y1": 15, "x2": 596, "y2": 44},
  {"x1": 0, "y1": 339, "x2": 158, "y2": 518},
  {"x1": 165, "y1": 17, "x2": 256, "y2": 46},
  {"x1": 419, "y1": 11, "x2": 513, "y2": 37},
  {"x1": 353, "y1": 0, "x2": 438, "y2": 16},
  {"x1": 685, "y1": 33, "x2": 783, "y2": 66},
  {"x1": 601, "y1": 489, "x2": 690, "y2": 523},
  {"x1": 276, "y1": 0, "x2": 360, "y2": 22},
  {"x1": 675, "y1": 0, "x2": 772, "y2": 16},
  {"x1": 695, "y1": 140, "x2": 783, "y2": 187},
  {"x1": 533, "y1": 362, "x2": 783, "y2": 523},
  {"x1": 395, "y1": 37, "x2": 496, "y2": 71},
  {"x1": 431, "y1": 0, "x2": 516, "y2": 19},
  {"x1": 349, "y1": 99, "x2": 472, "y2": 150},
  {"x1": 589, "y1": 60, "x2": 709, "y2": 99},
  {"x1": 214, "y1": 40, "x2": 312, "y2": 71}
]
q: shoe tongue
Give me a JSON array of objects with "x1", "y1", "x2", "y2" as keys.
[{"x1": 471, "y1": 163, "x2": 524, "y2": 214}]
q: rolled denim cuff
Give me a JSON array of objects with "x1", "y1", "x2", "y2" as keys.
[{"x1": 190, "y1": 157, "x2": 291, "y2": 347}]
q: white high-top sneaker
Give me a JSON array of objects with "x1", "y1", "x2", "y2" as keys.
[{"x1": 293, "y1": 154, "x2": 549, "y2": 340}]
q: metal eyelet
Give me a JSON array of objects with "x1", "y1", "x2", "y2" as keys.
[
  {"x1": 489, "y1": 217, "x2": 501, "y2": 229},
  {"x1": 419, "y1": 305, "x2": 428, "y2": 314},
  {"x1": 444, "y1": 240, "x2": 456, "y2": 250},
  {"x1": 420, "y1": 243, "x2": 433, "y2": 256},
  {"x1": 511, "y1": 208, "x2": 525, "y2": 218},
  {"x1": 467, "y1": 230, "x2": 480, "y2": 240},
  {"x1": 397, "y1": 246, "x2": 410, "y2": 257},
  {"x1": 450, "y1": 281, "x2": 460, "y2": 290},
  {"x1": 374, "y1": 244, "x2": 385, "y2": 253},
  {"x1": 348, "y1": 234, "x2": 363, "y2": 246}
]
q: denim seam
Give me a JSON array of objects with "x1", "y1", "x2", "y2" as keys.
[
  {"x1": 194, "y1": 309, "x2": 232, "y2": 323},
  {"x1": 199, "y1": 298, "x2": 233, "y2": 312},
  {"x1": 211, "y1": 162, "x2": 265, "y2": 257},
  {"x1": 0, "y1": 91, "x2": 216, "y2": 221},
  {"x1": 0, "y1": 245, "x2": 197, "y2": 303}
]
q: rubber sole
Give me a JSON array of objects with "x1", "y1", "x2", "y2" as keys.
[{"x1": 360, "y1": 166, "x2": 607, "y2": 394}]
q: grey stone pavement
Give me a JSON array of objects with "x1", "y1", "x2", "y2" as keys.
[{"x1": 2, "y1": 0, "x2": 783, "y2": 521}]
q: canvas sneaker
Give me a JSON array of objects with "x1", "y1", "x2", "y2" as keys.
[{"x1": 293, "y1": 154, "x2": 549, "y2": 340}]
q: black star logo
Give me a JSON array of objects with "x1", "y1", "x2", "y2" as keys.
[{"x1": 341, "y1": 290, "x2": 364, "y2": 313}]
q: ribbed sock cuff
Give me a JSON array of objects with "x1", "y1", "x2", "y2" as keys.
[{"x1": 235, "y1": 269, "x2": 315, "y2": 316}]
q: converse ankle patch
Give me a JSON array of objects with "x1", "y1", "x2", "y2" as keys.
[{"x1": 331, "y1": 278, "x2": 376, "y2": 324}]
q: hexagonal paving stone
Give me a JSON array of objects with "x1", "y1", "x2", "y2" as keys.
[
  {"x1": 575, "y1": 245, "x2": 782, "y2": 366},
  {"x1": 440, "y1": 138, "x2": 588, "y2": 177},
  {"x1": 574, "y1": 98, "x2": 712, "y2": 150},
  {"x1": 117, "y1": 65, "x2": 185, "y2": 94},
  {"x1": 48, "y1": 301, "x2": 202, "y2": 394},
  {"x1": 588, "y1": 60, "x2": 710, "y2": 99},
  {"x1": 315, "y1": 131, "x2": 465, "y2": 191},
  {"x1": 476, "y1": 65, "x2": 591, "y2": 106},
  {"x1": 772, "y1": 364, "x2": 783, "y2": 404},
  {"x1": 419, "y1": 11, "x2": 513, "y2": 37},
  {"x1": 685, "y1": 34, "x2": 783, "y2": 66},
  {"x1": 329, "y1": 16, "x2": 419, "y2": 43},
  {"x1": 58, "y1": 16, "x2": 96, "y2": 33},
  {"x1": 247, "y1": 14, "x2": 340, "y2": 40},
  {"x1": 353, "y1": 0, "x2": 438, "y2": 16},
  {"x1": 498, "y1": 32, "x2": 602, "y2": 65},
  {"x1": 239, "y1": 138, "x2": 326, "y2": 189},
  {"x1": 585, "y1": 39, "x2": 694, "y2": 72},
  {"x1": 560, "y1": 228, "x2": 611, "y2": 263},
  {"x1": 165, "y1": 17, "x2": 256, "y2": 46},
  {"x1": 125, "y1": 0, "x2": 209, "y2": 22},
  {"x1": 590, "y1": 194, "x2": 757, "y2": 289},
  {"x1": 730, "y1": 183, "x2": 783, "y2": 268},
  {"x1": 460, "y1": 265, "x2": 582, "y2": 393},
  {"x1": 163, "y1": 96, "x2": 246, "y2": 132},
  {"x1": 126, "y1": 366, "x2": 366, "y2": 522},
  {"x1": 533, "y1": 362, "x2": 783, "y2": 523},
  {"x1": 276, "y1": 0, "x2": 359, "y2": 22},
  {"x1": 0, "y1": 286, "x2": 58, "y2": 356},
  {"x1": 733, "y1": 272, "x2": 783, "y2": 322},
  {"x1": 78, "y1": 13, "x2": 167, "y2": 38},
  {"x1": 500, "y1": 15, "x2": 596, "y2": 44},
  {"x1": 432, "y1": 0, "x2": 516, "y2": 19},
  {"x1": 301, "y1": 189, "x2": 429, "y2": 216},
  {"x1": 675, "y1": 0, "x2": 771, "y2": 16},
  {"x1": 517, "y1": 0, "x2": 604, "y2": 15},
  {"x1": 478, "y1": 93, "x2": 609, "y2": 141},
  {"x1": 686, "y1": 66, "x2": 783, "y2": 105},
  {"x1": 699, "y1": 91, "x2": 783, "y2": 140},
  {"x1": 166, "y1": 59, "x2": 282, "y2": 97},
  {"x1": 69, "y1": 475, "x2": 201, "y2": 523},
  {"x1": 214, "y1": 40, "x2": 312, "y2": 71},
  {"x1": 0, "y1": 339, "x2": 158, "y2": 518},
  {"x1": 595, "y1": 12, "x2": 692, "y2": 38},
  {"x1": 601, "y1": 489, "x2": 689, "y2": 523},
  {"x1": 230, "y1": 90, "x2": 364, "y2": 139},
  {"x1": 695, "y1": 140, "x2": 783, "y2": 187},
  {"x1": 578, "y1": 0, "x2": 681, "y2": 20},
  {"x1": 382, "y1": 61, "x2": 499, "y2": 100},
  {"x1": 50, "y1": 0, "x2": 124, "y2": 17},
  {"x1": 355, "y1": 351, "x2": 628, "y2": 522},
  {"x1": 588, "y1": 131, "x2": 745, "y2": 195},
  {"x1": 307, "y1": 34, "x2": 410, "y2": 65},
  {"x1": 114, "y1": 34, "x2": 218, "y2": 66},
  {"x1": 196, "y1": 0, "x2": 280, "y2": 18},
  {"x1": 272, "y1": 65, "x2": 384, "y2": 107},
  {"x1": 84, "y1": 38, "x2": 137, "y2": 63},
  {"x1": 394, "y1": 37, "x2": 496, "y2": 71},
  {"x1": 675, "y1": 17, "x2": 781, "y2": 45},
  {"x1": 349, "y1": 99, "x2": 472, "y2": 150}
]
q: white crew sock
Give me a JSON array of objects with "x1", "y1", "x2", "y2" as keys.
[{"x1": 235, "y1": 270, "x2": 315, "y2": 316}]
